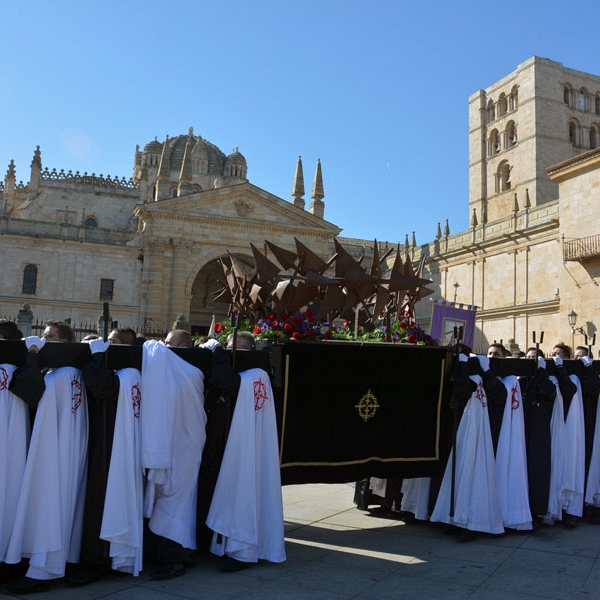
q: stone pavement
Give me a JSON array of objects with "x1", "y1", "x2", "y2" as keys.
[{"x1": 2, "y1": 483, "x2": 600, "y2": 599}]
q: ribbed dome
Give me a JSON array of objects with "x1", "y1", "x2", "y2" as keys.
[
  {"x1": 225, "y1": 147, "x2": 247, "y2": 167},
  {"x1": 167, "y1": 134, "x2": 225, "y2": 174},
  {"x1": 143, "y1": 137, "x2": 163, "y2": 153}
]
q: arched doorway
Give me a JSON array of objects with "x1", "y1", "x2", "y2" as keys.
[{"x1": 189, "y1": 253, "x2": 255, "y2": 335}]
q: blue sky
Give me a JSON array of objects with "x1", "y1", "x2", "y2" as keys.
[{"x1": 1, "y1": 0, "x2": 598, "y2": 246}]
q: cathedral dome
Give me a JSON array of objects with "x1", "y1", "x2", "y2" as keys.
[
  {"x1": 167, "y1": 131, "x2": 225, "y2": 175},
  {"x1": 224, "y1": 147, "x2": 247, "y2": 178},
  {"x1": 143, "y1": 137, "x2": 163, "y2": 153}
]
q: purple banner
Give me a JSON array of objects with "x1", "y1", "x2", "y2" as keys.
[{"x1": 429, "y1": 301, "x2": 477, "y2": 348}]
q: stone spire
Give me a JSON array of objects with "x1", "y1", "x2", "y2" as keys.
[
  {"x1": 177, "y1": 137, "x2": 194, "y2": 197},
  {"x1": 4, "y1": 159, "x2": 16, "y2": 213},
  {"x1": 471, "y1": 208, "x2": 478, "y2": 227},
  {"x1": 155, "y1": 135, "x2": 171, "y2": 201},
  {"x1": 436, "y1": 222, "x2": 442, "y2": 240},
  {"x1": 29, "y1": 145, "x2": 42, "y2": 194},
  {"x1": 524, "y1": 188, "x2": 531, "y2": 209},
  {"x1": 513, "y1": 192, "x2": 519, "y2": 213},
  {"x1": 291, "y1": 156, "x2": 305, "y2": 209},
  {"x1": 309, "y1": 159, "x2": 324, "y2": 219},
  {"x1": 444, "y1": 219, "x2": 450, "y2": 237}
]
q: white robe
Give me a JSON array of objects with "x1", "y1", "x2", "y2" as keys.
[
  {"x1": 100, "y1": 368, "x2": 143, "y2": 576},
  {"x1": 430, "y1": 375, "x2": 504, "y2": 534},
  {"x1": 207, "y1": 368, "x2": 286, "y2": 563},
  {"x1": 496, "y1": 376, "x2": 532, "y2": 530},
  {"x1": 6, "y1": 367, "x2": 88, "y2": 580},
  {"x1": 585, "y1": 388, "x2": 600, "y2": 507},
  {"x1": 561, "y1": 375, "x2": 585, "y2": 517},
  {"x1": 0, "y1": 363, "x2": 30, "y2": 562},
  {"x1": 546, "y1": 376, "x2": 566, "y2": 521},
  {"x1": 141, "y1": 340, "x2": 207, "y2": 549},
  {"x1": 400, "y1": 478, "x2": 431, "y2": 521}
]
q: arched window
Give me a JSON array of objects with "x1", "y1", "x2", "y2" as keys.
[
  {"x1": 579, "y1": 88, "x2": 588, "y2": 112},
  {"x1": 498, "y1": 93, "x2": 508, "y2": 117},
  {"x1": 22, "y1": 264, "x2": 37, "y2": 295},
  {"x1": 496, "y1": 161, "x2": 511, "y2": 193},
  {"x1": 564, "y1": 84, "x2": 572, "y2": 106},
  {"x1": 591, "y1": 126, "x2": 598, "y2": 150},
  {"x1": 505, "y1": 121, "x2": 517, "y2": 147},
  {"x1": 85, "y1": 217, "x2": 98, "y2": 227},
  {"x1": 489, "y1": 129, "x2": 500, "y2": 155},
  {"x1": 487, "y1": 99, "x2": 495, "y2": 123},
  {"x1": 569, "y1": 120, "x2": 579, "y2": 146},
  {"x1": 509, "y1": 85, "x2": 518, "y2": 111}
]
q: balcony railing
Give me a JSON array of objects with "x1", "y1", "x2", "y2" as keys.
[{"x1": 563, "y1": 234, "x2": 600, "y2": 261}]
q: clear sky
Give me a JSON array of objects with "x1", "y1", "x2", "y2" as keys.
[{"x1": 1, "y1": 0, "x2": 598, "y2": 247}]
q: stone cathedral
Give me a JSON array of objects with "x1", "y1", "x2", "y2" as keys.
[{"x1": 1, "y1": 56, "x2": 599, "y2": 352}]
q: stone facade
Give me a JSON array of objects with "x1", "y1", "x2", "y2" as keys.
[
  {"x1": 413, "y1": 57, "x2": 600, "y2": 353},
  {"x1": 0, "y1": 57, "x2": 598, "y2": 351}
]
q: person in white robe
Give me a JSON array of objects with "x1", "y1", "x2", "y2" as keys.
[
  {"x1": 100, "y1": 367, "x2": 144, "y2": 576},
  {"x1": 5, "y1": 363, "x2": 88, "y2": 585},
  {"x1": 207, "y1": 367, "x2": 286, "y2": 566},
  {"x1": 496, "y1": 375, "x2": 532, "y2": 530},
  {"x1": 546, "y1": 373, "x2": 566, "y2": 523},
  {"x1": 0, "y1": 362, "x2": 30, "y2": 563},
  {"x1": 430, "y1": 359, "x2": 504, "y2": 537},
  {"x1": 141, "y1": 339, "x2": 207, "y2": 579},
  {"x1": 561, "y1": 372, "x2": 585, "y2": 520}
]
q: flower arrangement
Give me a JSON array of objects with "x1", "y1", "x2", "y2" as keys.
[{"x1": 211, "y1": 309, "x2": 437, "y2": 346}]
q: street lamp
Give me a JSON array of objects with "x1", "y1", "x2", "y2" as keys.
[
  {"x1": 568, "y1": 310, "x2": 587, "y2": 335},
  {"x1": 568, "y1": 310, "x2": 578, "y2": 332}
]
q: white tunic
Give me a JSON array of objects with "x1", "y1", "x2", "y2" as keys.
[
  {"x1": 496, "y1": 376, "x2": 532, "y2": 530},
  {"x1": 400, "y1": 478, "x2": 431, "y2": 521},
  {"x1": 561, "y1": 375, "x2": 585, "y2": 517},
  {"x1": 141, "y1": 340, "x2": 206, "y2": 549},
  {"x1": 585, "y1": 388, "x2": 600, "y2": 507},
  {"x1": 0, "y1": 363, "x2": 30, "y2": 562},
  {"x1": 430, "y1": 375, "x2": 504, "y2": 534},
  {"x1": 6, "y1": 367, "x2": 88, "y2": 580},
  {"x1": 207, "y1": 368, "x2": 286, "y2": 563},
  {"x1": 100, "y1": 368, "x2": 143, "y2": 576},
  {"x1": 546, "y1": 376, "x2": 566, "y2": 521}
]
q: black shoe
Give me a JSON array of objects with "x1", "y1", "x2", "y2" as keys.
[
  {"x1": 218, "y1": 557, "x2": 253, "y2": 572},
  {"x1": 65, "y1": 569, "x2": 102, "y2": 587},
  {"x1": 6, "y1": 577, "x2": 52, "y2": 594},
  {"x1": 563, "y1": 514, "x2": 578, "y2": 529},
  {"x1": 0, "y1": 560, "x2": 28, "y2": 584},
  {"x1": 455, "y1": 529, "x2": 477, "y2": 543},
  {"x1": 150, "y1": 562, "x2": 185, "y2": 580}
]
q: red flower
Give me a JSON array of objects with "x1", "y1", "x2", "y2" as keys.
[
  {"x1": 399, "y1": 321, "x2": 408, "y2": 329},
  {"x1": 283, "y1": 323, "x2": 293, "y2": 333},
  {"x1": 305, "y1": 308, "x2": 313, "y2": 318},
  {"x1": 306, "y1": 330, "x2": 315, "y2": 338},
  {"x1": 407, "y1": 334, "x2": 416, "y2": 343},
  {"x1": 325, "y1": 330, "x2": 333, "y2": 339},
  {"x1": 292, "y1": 331, "x2": 301, "y2": 340},
  {"x1": 280, "y1": 312, "x2": 289, "y2": 321},
  {"x1": 253, "y1": 327, "x2": 261, "y2": 335},
  {"x1": 292, "y1": 317, "x2": 302, "y2": 326},
  {"x1": 214, "y1": 322, "x2": 223, "y2": 333},
  {"x1": 267, "y1": 313, "x2": 276, "y2": 320},
  {"x1": 271, "y1": 320, "x2": 278, "y2": 327},
  {"x1": 343, "y1": 320, "x2": 350, "y2": 327}
]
